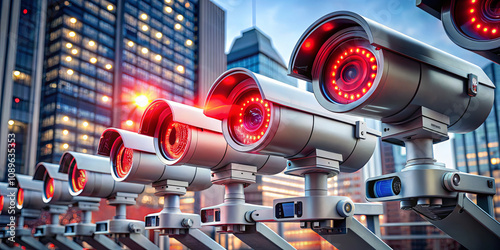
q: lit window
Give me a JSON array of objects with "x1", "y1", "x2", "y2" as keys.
[
  {"x1": 127, "y1": 41, "x2": 134, "y2": 47},
  {"x1": 141, "y1": 47, "x2": 149, "y2": 54},
  {"x1": 185, "y1": 2, "x2": 190, "y2": 8},
  {"x1": 63, "y1": 116, "x2": 69, "y2": 122},
  {"x1": 66, "y1": 43, "x2": 73, "y2": 48},
  {"x1": 126, "y1": 120, "x2": 134, "y2": 126},
  {"x1": 105, "y1": 64, "x2": 112, "y2": 70},
  {"x1": 177, "y1": 15, "x2": 184, "y2": 21},
  {"x1": 68, "y1": 31, "x2": 76, "y2": 37},
  {"x1": 88, "y1": 40, "x2": 95, "y2": 46},
  {"x1": 90, "y1": 57, "x2": 97, "y2": 64},
  {"x1": 69, "y1": 17, "x2": 77, "y2": 24},
  {"x1": 174, "y1": 23, "x2": 181, "y2": 30},
  {"x1": 156, "y1": 32, "x2": 163, "y2": 39},
  {"x1": 140, "y1": 13, "x2": 148, "y2": 20},
  {"x1": 82, "y1": 121, "x2": 89, "y2": 127},
  {"x1": 102, "y1": 96, "x2": 109, "y2": 102},
  {"x1": 176, "y1": 65, "x2": 185, "y2": 73},
  {"x1": 155, "y1": 54, "x2": 162, "y2": 61},
  {"x1": 63, "y1": 143, "x2": 69, "y2": 149},
  {"x1": 13, "y1": 71, "x2": 20, "y2": 76},
  {"x1": 8, "y1": 120, "x2": 14, "y2": 126},
  {"x1": 65, "y1": 56, "x2": 72, "y2": 62},
  {"x1": 186, "y1": 39, "x2": 193, "y2": 46},
  {"x1": 142, "y1": 25, "x2": 149, "y2": 31},
  {"x1": 71, "y1": 49, "x2": 78, "y2": 55},
  {"x1": 82, "y1": 135, "x2": 88, "y2": 140},
  {"x1": 82, "y1": 149, "x2": 87, "y2": 153},
  {"x1": 107, "y1": 4, "x2": 114, "y2": 11},
  {"x1": 62, "y1": 130, "x2": 69, "y2": 135},
  {"x1": 165, "y1": 0, "x2": 172, "y2": 3},
  {"x1": 67, "y1": 69, "x2": 74, "y2": 75},
  {"x1": 165, "y1": 6, "x2": 172, "y2": 13}
]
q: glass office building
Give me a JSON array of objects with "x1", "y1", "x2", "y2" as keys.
[
  {"x1": 453, "y1": 62, "x2": 500, "y2": 220},
  {"x1": 0, "y1": 0, "x2": 46, "y2": 179}
]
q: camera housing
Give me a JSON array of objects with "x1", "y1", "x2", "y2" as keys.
[
  {"x1": 139, "y1": 99, "x2": 286, "y2": 174},
  {"x1": 15, "y1": 174, "x2": 44, "y2": 210},
  {"x1": 58, "y1": 151, "x2": 145, "y2": 197},
  {"x1": 204, "y1": 68, "x2": 379, "y2": 173},
  {"x1": 417, "y1": 0, "x2": 500, "y2": 64},
  {"x1": 98, "y1": 128, "x2": 212, "y2": 191},
  {"x1": 33, "y1": 162, "x2": 99, "y2": 204},
  {"x1": 288, "y1": 11, "x2": 494, "y2": 134}
]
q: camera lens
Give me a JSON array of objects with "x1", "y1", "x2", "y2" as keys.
[
  {"x1": 229, "y1": 90, "x2": 271, "y2": 145},
  {"x1": 70, "y1": 159, "x2": 87, "y2": 193},
  {"x1": 44, "y1": 177, "x2": 54, "y2": 200},
  {"x1": 116, "y1": 144, "x2": 133, "y2": 178},
  {"x1": 453, "y1": 0, "x2": 500, "y2": 39},
  {"x1": 0, "y1": 196, "x2": 3, "y2": 210},
  {"x1": 17, "y1": 188, "x2": 24, "y2": 207},
  {"x1": 322, "y1": 40, "x2": 378, "y2": 104},
  {"x1": 160, "y1": 115, "x2": 189, "y2": 161}
]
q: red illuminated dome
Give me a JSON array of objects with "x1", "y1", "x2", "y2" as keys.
[
  {"x1": 159, "y1": 115, "x2": 189, "y2": 161},
  {"x1": 17, "y1": 188, "x2": 24, "y2": 207},
  {"x1": 45, "y1": 178, "x2": 55, "y2": 200},
  {"x1": 453, "y1": 0, "x2": 500, "y2": 39},
  {"x1": 322, "y1": 40, "x2": 378, "y2": 104},
  {"x1": 229, "y1": 90, "x2": 272, "y2": 145},
  {"x1": 115, "y1": 144, "x2": 134, "y2": 178},
  {"x1": 70, "y1": 159, "x2": 87, "y2": 193}
]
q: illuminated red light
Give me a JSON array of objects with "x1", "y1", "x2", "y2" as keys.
[
  {"x1": 45, "y1": 178, "x2": 55, "y2": 199},
  {"x1": 453, "y1": 0, "x2": 500, "y2": 40},
  {"x1": 229, "y1": 91, "x2": 271, "y2": 145},
  {"x1": 22, "y1": 9, "x2": 27, "y2": 14},
  {"x1": 17, "y1": 188, "x2": 24, "y2": 207},
  {"x1": 0, "y1": 196, "x2": 3, "y2": 209},
  {"x1": 322, "y1": 43, "x2": 378, "y2": 104},
  {"x1": 160, "y1": 117, "x2": 189, "y2": 161},
  {"x1": 70, "y1": 160, "x2": 87, "y2": 192},
  {"x1": 14, "y1": 98, "x2": 20, "y2": 103},
  {"x1": 116, "y1": 145, "x2": 134, "y2": 178}
]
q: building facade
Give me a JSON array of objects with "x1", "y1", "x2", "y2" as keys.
[
  {"x1": 227, "y1": 27, "x2": 297, "y2": 87},
  {"x1": 0, "y1": 0, "x2": 47, "y2": 180},
  {"x1": 453, "y1": 62, "x2": 500, "y2": 220}
]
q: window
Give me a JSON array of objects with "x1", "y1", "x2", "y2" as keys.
[
  {"x1": 96, "y1": 81, "x2": 112, "y2": 95},
  {"x1": 83, "y1": 13, "x2": 99, "y2": 27},
  {"x1": 97, "y1": 68, "x2": 113, "y2": 83}
]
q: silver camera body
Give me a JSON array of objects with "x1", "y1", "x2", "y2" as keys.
[
  {"x1": 59, "y1": 151, "x2": 145, "y2": 198},
  {"x1": 139, "y1": 99, "x2": 286, "y2": 174},
  {"x1": 204, "y1": 68, "x2": 380, "y2": 173},
  {"x1": 15, "y1": 174, "x2": 44, "y2": 210},
  {"x1": 98, "y1": 128, "x2": 212, "y2": 191},
  {"x1": 288, "y1": 11, "x2": 494, "y2": 136}
]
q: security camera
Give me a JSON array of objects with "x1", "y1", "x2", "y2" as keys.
[
  {"x1": 15, "y1": 174, "x2": 44, "y2": 210},
  {"x1": 0, "y1": 183, "x2": 16, "y2": 215},
  {"x1": 288, "y1": 11, "x2": 494, "y2": 135},
  {"x1": 98, "y1": 128, "x2": 212, "y2": 190},
  {"x1": 417, "y1": 0, "x2": 500, "y2": 64},
  {"x1": 139, "y1": 99, "x2": 286, "y2": 173},
  {"x1": 33, "y1": 162, "x2": 99, "y2": 204},
  {"x1": 203, "y1": 68, "x2": 379, "y2": 173},
  {"x1": 58, "y1": 151, "x2": 145, "y2": 197}
]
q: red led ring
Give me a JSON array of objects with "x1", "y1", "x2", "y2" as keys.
[
  {"x1": 70, "y1": 159, "x2": 87, "y2": 192},
  {"x1": 116, "y1": 144, "x2": 134, "y2": 178},
  {"x1": 453, "y1": 0, "x2": 500, "y2": 39},
  {"x1": 323, "y1": 42, "x2": 378, "y2": 104},
  {"x1": 45, "y1": 177, "x2": 55, "y2": 200},
  {"x1": 229, "y1": 90, "x2": 271, "y2": 145},
  {"x1": 17, "y1": 188, "x2": 24, "y2": 207},
  {"x1": 159, "y1": 115, "x2": 189, "y2": 161}
]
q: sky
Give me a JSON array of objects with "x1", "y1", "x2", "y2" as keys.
[{"x1": 210, "y1": 0, "x2": 494, "y2": 169}]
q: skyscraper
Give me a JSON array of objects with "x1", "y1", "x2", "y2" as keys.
[
  {"x1": 453, "y1": 62, "x2": 500, "y2": 220},
  {"x1": 227, "y1": 27, "x2": 297, "y2": 87},
  {"x1": 0, "y1": 0, "x2": 47, "y2": 180}
]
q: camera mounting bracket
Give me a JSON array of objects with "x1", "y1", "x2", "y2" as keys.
[
  {"x1": 34, "y1": 205, "x2": 85, "y2": 250},
  {"x1": 366, "y1": 106, "x2": 500, "y2": 248}
]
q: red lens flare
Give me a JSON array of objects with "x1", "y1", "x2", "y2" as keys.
[
  {"x1": 17, "y1": 188, "x2": 24, "y2": 207},
  {"x1": 454, "y1": 0, "x2": 500, "y2": 39},
  {"x1": 70, "y1": 159, "x2": 87, "y2": 192},
  {"x1": 160, "y1": 116, "x2": 189, "y2": 161},
  {"x1": 116, "y1": 144, "x2": 134, "y2": 178},
  {"x1": 323, "y1": 43, "x2": 378, "y2": 104},
  {"x1": 45, "y1": 178, "x2": 55, "y2": 199},
  {"x1": 229, "y1": 91, "x2": 271, "y2": 145}
]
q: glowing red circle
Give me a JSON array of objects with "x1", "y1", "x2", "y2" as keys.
[
  {"x1": 453, "y1": 0, "x2": 500, "y2": 40},
  {"x1": 160, "y1": 116, "x2": 189, "y2": 161},
  {"x1": 17, "y1": 188, "x2": 24, "y2": 207},
  {"x1": 116, "y1": 144, "x2": 134, "y2": 178}
]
